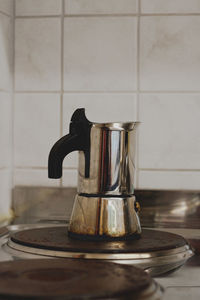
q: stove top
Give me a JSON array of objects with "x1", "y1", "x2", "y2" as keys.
[
  {"x1": 0, "y1": 224, "x2": 193, "y2": 277},
  {"x1": 6, "y1": 187, "x2": 199, "y2": 299},
  {"x1": 0, "y1": 258, "x2": 163, "y2": 299}
]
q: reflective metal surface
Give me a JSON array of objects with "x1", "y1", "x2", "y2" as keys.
[
  {"x1": 136, "y1": 190, "x2": 200, "y2": 229},
  {"x1": 71, "y1": 121, "x2": 140, "y2": 239},
  {"x1": 0, "y1": 224, "x2": 192, "y2": 277},
  {"x1": 48, "y1": 109, "x2": 140, "y2": 239},
  {"x1": 78, "y1": 122, "x2": 138, "y2": 195},
  {"x1": 12, "y1": 187, "x2": 200, "y2": 229},
  {"x1": 68, "y1": 195, "x2": 141, "y2": 238},
  {"x1": 7, "y1": 239, "x2": 192, "y2": 261}
]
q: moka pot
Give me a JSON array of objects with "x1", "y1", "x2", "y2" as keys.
[{"x1": 48, "y1": 108, "x2": 141, "y2": 240}]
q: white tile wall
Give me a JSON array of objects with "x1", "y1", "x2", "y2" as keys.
[
  {"x1": 14, "y1": 94, "x2": 60, "y2": 167},
  {"x1": 0, "y1": 0, "x2": 13, "y2": 15},
  {"x1": 140, "y1": 16, "x2": 200, "y2": 91},
  {"x1": 62, "y1": 169, "x2": 77, "y2": 187},
  {"x1": 14, "y1": 169, "x2": 60, "y2": 187},
  {"x1": 0, "y1": 13, "x2": 13, "y2": 91},
  {"x1": 16, "y1": 0, "x2": 62, "y2": 16},
  {"x1": 12, "y1": 0, "x2": 200, "y2": 191},
  {"x1": 139, "y1": 94, "x2": 200, "y2": 170},
  {"x1": 15, "y1": 18, "x2": 61, "y2": 91},
  {"x1": 0, "y1": 93, "x2": 12, "y2": 168},
  {"x1": 141, "y1": 0, "x2": 200, "y2": 14},
  {"x1": 63, "y1": 93, "x2": 137, "y2": 125},
  {"x1": 0, "y1": 3, "x2": 13, "y2": 218},
  {"x1": 65, "y1": 0, "x2": 138, "y2": 15},
  {"x1": 0, "y1": 170, "x2": 12, "y2": 218},
  {"x1": 138, "y1": 171, "x2": 200, "y2": 191},
  {"x1": 64, "y1": 17, "x2": 137, "y2": 91}
]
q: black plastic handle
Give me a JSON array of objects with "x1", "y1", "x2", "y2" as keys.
[{"x1": 48, "y1": 108, "x2": 91, "y2": 179}]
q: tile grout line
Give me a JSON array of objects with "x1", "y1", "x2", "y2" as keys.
[
  {"x1": 11, "y1": 0, "x2": 16, "y2": 189},
  {"x1": 135, "y1": 0, "x2": 141, "y2": 189},
  {"x1": 0, "y1": 89, "x2": 12, "y2": 93},
  {"x1": 14, "y1": 13, "x2": 200, "y2": 18},
  {"x1": 14, "y1": 166, "x2": 200, "y2": 172},
  {"x1": 0, "y1": 167, "x2": 9, "y2": 171},
  {"x1": 14, "y1": 90, "x2": 138, "y2": 94},
  {"x1": 15, "y1": 15, "x2": 63, "y2": 19},
  {"x1": 14, "y1": 90, "x2": 200, "y2": 94},
  {"x1": 15, "y1": 167, "x2": 77, "y2": 170},
  {"x1": 137, "y1": 90, "x2": 200, "y2": 94},
  {"x1": 0, "y1": 10, "x2": 12, "y2": 17},
  {"x1": 139, "y1": 168, "x2": 200, "y2": 172},
  {"x1": 15, "y1": 167, "x2": 49, "y2": 170},
  {"x1": 15, "y1": 14, "x2": 139, "y2": 19},
  {"x1": 14, "y1": 90, "x2": 61, "y2": 94},
  {"x1": 60, "y1": 0, "x2": 65, "y2": 188}
]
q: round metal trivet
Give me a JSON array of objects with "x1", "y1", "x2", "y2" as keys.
[
  {"x1": 0, "y1": 259, "x2": 163, "y2": 299},
  {"x1": 7, "y1": 226, "x2": 193, "y2": 276},
  {"x1": 10, "y1": 227, "x2": 186, "y2": 253}
]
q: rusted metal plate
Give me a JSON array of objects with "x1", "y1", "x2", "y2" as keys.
[
  {"x1": 11, "y1": 227, "x2": 186, "y2": 253},
  {"x1": 0, "y1": 259, "x2": 151, "y2": 299}
]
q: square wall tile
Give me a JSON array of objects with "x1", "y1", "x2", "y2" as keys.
[
  {"x1": 62, "y1": 169, "x2": 77, "y2": 187},
  {"x1": 63, "y1": 93, "x2": 137, "y2": 124},
  {"x1": 65, "y1": 0, "x2": 138, "y2": 15},
  {"x1": 0, "y1": 0, "x2": 13, "y2": 15},
  {"x1": 63, "y1": 93, "x2": 137, "y2": 168},
  {"x1": 16, "y1": 0, "x2": 62, "y2": 16},
  {"x1": 14, "y1": 94, "x2": 60, "y2": 167},
  {"x1": 64, "y1": 17, "x2": 137, "y2": 91},
  {"x1": 138, "y1": 94, "x2": 200, "y2": 170},
  {"x1": 15, "y1": 18, "x2": 61, "y2": 91},
  {"x1": 0, "y1": 170, "x2": 12, "y2": 218},
  {"x1": 138, "y1": 170, "x2": 200, "y2": 190},
  {"x1": 140, "y1": 16, "x2": 200, "y2": 91},
  {"x1": 14, "y1": 169, "x2": 60, "y2": 186},
  {"x1": 141, "y1": 0, "x2": 200, "y2": 14},
  {"x1": 0, "y1": 93, "x2": 12, "y2": 168},
  {"x1": 0, "y1": 14, "x2": 13, "y2": 91}
]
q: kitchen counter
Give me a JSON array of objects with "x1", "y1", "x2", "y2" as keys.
[
  {"x1": 152, "y1": 227, "x2": 200, "y2": 300},
  {"x1": 156, "y1": 255, "x2": 200, "y2": 300}
]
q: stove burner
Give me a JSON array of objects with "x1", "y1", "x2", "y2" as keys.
[
  {"x1": 0, "y1": 259, "x2": 162, "y2": 299},
  {"x1": 11, "y1": 227, "x2": 186, "y2": 253},
  {"x1": 6, "y1": 226, "x2": 193, "y2": 276}
]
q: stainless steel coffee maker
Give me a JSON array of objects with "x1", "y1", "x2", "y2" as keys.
[{"x1": 48, "y1": 108, "x2": 141, "y2": 240}]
